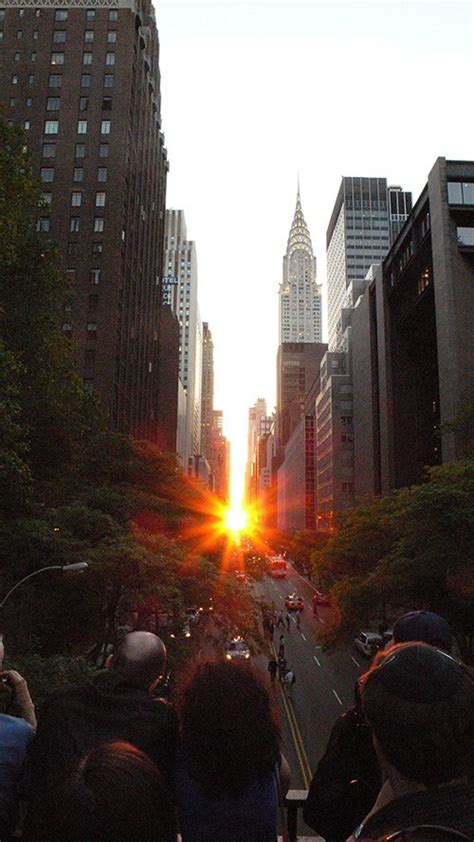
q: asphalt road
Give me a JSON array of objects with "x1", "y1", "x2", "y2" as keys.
[{"x1": 252, "y1": 562, "x2": 370, "y2": 789}]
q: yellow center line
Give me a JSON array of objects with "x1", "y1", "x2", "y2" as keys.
[{"x1": 270, "y1": 644, "x2": 313, "y2": 788}]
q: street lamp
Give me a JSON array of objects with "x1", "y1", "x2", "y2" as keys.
[{"x1": 0, "y1": 562, "x2": 89, "y2": 610}]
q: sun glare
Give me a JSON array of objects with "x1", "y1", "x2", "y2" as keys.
[{"x1": 224, "y1": 505, "x2": 249, "y2": 536}]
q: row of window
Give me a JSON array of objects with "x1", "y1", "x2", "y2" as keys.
[
  {"x1": 50, "y1": 52, "x2": 116, "y2": 66},
  {"x1": 7, "y1": 28, "x2": 116, "y2": 42},
  {"x1": 38, "y1": 215, "x2": 106, "y2": 233},
  {"x1": 447, "y1": 181, "x2": 474, "y2": 206},
  {"x1": 44, "y1": 95, "x2": 113, "y2": 111},
  {"x1": 63, "y1": 323, "x2": 98, "y2": 336},
  {"x1": 49, "y1": 73, "x2": 114, "y2": 88},
  {"x1": 43, "y1": 119, "x2": 111, "y2": 134},
  {"x1": 0, "y1": 9, "x2": 118, "y2": 21},
  {"x1": 42, "y1": 142, "x2": 109, "y2": 159}
]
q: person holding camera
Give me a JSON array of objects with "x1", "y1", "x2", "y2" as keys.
[{"x1": 0, "y1": 634, "x2": 36, "y2": 838}]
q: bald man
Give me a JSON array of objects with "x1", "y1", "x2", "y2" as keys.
[{"x1": 23, "y1": 633, "x2": 177, "y2": 841}]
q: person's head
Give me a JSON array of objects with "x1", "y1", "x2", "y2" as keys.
[
  {"x1": 45, "y1": 741, "x2": 177, "y2": 842},
  {"x1": 360, "y1": 643, "x2": 474, "y2": 788},
  {"x1": 392, "y1": 610, "x2": 453, "y2": 653},
  {"x1": 107, "y1": 631, "x2": 166, "y2": 691},
  {"x1": 177, "y1": 659, "x2": 280, "y2": 794}
]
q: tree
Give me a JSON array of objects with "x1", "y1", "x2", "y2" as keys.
[{"x1": 313, "y1": 460, "x2": 474, "y2": 659}]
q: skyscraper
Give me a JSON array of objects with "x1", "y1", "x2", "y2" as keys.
[
  {"x1": 163, "y1": 209, "x2": 202, "y2": 463},
  {"x1": 1, "y1": 0, "x2": 169, "y2": 437},
  {"x1": 326, "y1": 177, "x2": 412, "y2": 351},
  {"x1": 279, "y1": 188, "x2": 322, "y2": 344},
  {"x1": 200, "y1": 322, "x2": 214, "y2": 458}
]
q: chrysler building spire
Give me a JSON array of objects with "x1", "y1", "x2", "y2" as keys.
[{"x1": 279, "y1": 187, "x2": 322, "y2": 344}]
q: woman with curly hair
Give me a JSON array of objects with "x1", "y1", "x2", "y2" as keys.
[{"x1": 175, "y1": 659, "x2": 289, "y2": 841}]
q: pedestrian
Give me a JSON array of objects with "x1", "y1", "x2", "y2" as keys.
[
  {"x1": 285, "y1": 612, "x2": 291, "y2": 631},
  {"x1": 283, "y1": 669, "x2": 295, "y2": 698},
  {"x1": 278, "y1": 656, "x2": 287, "y2": 682},
  {"x1": 296, "y1": 611, "x2": 301, "y2": 630},
  {"x1": 278, "y1": 636, "x2": 285, "y2": 659},
  {"x1": 267, "y1": 659, "x2": 278, "y2": 684},
  {"x1": 312, "y1": 595, "x2": 319, "y2": 618},
  {"x1": 276, "y1": 611, "x2": 285, "y2": 629},
  {"x1": 268, "y1": 620, "x2": 275, "y2": 642}
]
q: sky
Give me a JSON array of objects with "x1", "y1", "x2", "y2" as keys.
[{"x1": 157, "y1": 0, "x2": 474, "y2": 504}]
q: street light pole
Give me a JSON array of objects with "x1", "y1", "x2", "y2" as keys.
[{"x1": 0, "y1": 562, "x2": 89, "y2": 610}]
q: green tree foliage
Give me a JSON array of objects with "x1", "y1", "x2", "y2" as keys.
[{"x1": 313, "y1": 460, "x2": 474, "y2": 657}]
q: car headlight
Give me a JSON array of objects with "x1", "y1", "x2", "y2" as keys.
[
  {"x1": 226, "y1": 653, "x2": 232, "y2": 660},
  {"x1": 244, "y1": 653, "x2": 250, "y2": 659}
]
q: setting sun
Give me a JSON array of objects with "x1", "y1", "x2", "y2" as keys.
[{"x1": 224, "y1": 505, "x2": 249, "y2": 536}]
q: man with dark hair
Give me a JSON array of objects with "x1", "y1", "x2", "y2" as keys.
[
  {"x1": 23, "y1": 632, "x2": 177, "y2": 840},
  {"x1": 349, "y1": 643, "x2": 474, "y2": 840}
]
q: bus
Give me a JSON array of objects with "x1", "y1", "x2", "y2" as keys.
[{"x1": 269, "y1": 556, "x2": 288, "y2": 579}]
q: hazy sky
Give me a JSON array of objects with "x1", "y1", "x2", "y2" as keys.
[{"x1": 157, "y1": 0, "x2": 473, "y2": 502}]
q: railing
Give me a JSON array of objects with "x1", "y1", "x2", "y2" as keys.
[{"x1": 284, "y1": 789, "x2": 321, "y2": 841}]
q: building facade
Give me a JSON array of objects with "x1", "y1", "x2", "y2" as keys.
[
  {"x1": 163, "y1": 208, "x2": 202, "y2": 464},
  {"x1": 326, "y1": 177, "x2": 412, "y2": 352},
  {"x1": 279, "y1": 188, "x2": 322, "y2": 344},
  {"x1": 1, "y1": 0, "x2": 169, "y2": 438},
  {"x1": 245, "y1": 398, "x2": 267, "y2": 503},
  {"x1": 200, "y1": 322, "x2": 214, "y2": 458},
  {"x1": 352, "y1": 158, "x2": 474, "y2": 497}
]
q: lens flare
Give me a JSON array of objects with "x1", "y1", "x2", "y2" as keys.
[{"x1": 224, "y1": 505, "x2": 249, "y2": 536}]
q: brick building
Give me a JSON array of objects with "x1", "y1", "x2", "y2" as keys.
[{"x1": 0, "y1": 0, "x2": 169, "y2": 438}]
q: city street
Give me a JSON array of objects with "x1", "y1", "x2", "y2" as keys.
[{"x1": 253, "y1": 563, "x2": 368, "y2": 789}]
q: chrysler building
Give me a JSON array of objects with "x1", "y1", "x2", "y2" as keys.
[{"x1": 279, "y1": 188, "x2": 322, "y2": 343}]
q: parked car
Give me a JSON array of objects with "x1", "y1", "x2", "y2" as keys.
[
  {"x1": 225, "y1": 636, "x2": 251, "y2": 660},
  {"x1": 285, "y1": 593, "x2": 304, "y2": 611},
  {"x1": 354, "y1": 631, "x2": 383, "y2": 658},
  {"x1": 312, "y1": 590, "x2": 331, "y2": 607}
]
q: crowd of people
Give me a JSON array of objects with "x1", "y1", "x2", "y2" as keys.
[{"x1": 0, "y1": 609, "x2": 472, "y2": 841}]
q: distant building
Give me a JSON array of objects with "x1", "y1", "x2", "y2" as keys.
[
  {"x1": 276, "y1": 342, "x2": 327, "y2": 449},
  {"x1": 200, "y1": 322, "x2": 214, "y2": 458},
  {"x1": 279, "y1": 188, "x2": 322, "y2": 344},
  {"x1": 246, "y1": 398, "x2": 268, "y2": 503},
  {"x1": 352, "y1": 158, "x2": 474, "y2": 497},
  {"x1": 326, "y1": 177, "x2": 411, "y2": 352},
  {"x1": 0, "y1": 0, "x2": 169, "y2": 438},
  {"x1": 164, "y1": 209, "x2": 202, "y2": 464},
  {"x1": 315, "y1": 352, "x2": 354, "y2": 519},
  {"x1": 207, "y1": 411, "x2": 230, "y2": 502}
]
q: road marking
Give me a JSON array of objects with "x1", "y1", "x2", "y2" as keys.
[
  {"x1": 351, "y1": 656, "x2": 360, "y2": 667},
  {"x1": 318, "y1": 616, "x2": 325, "y2": 625},
  {"x1": 301, "y1": 633, "x2": 307, "y2": 641},
  {"x1": 278, "y1": 678, "x2": 313, "y2": 787},
  {"x1": 314, "y1": 645, "x2": 322, "y2": 649},
  {"x1": 313, "y1": 655, "x2": 321, "y2": 667},
  {"x1": 332, "y1": 689, "x2": 343, "y2": 706}
]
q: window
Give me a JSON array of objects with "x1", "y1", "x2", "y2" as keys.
[
  {"x1": 36, "y1": 217, "x2": 50, "y2": 232},
  {"x1": 77, "y1": 120, "x2": 87, "y2": 134},
  {"x1": 81, "y1": 74, "x2": 91, "y2": 88},
  {"x1": 95, "y1": 191, "x2": 106, "y2": 207},
  {"x1": 46, "y1": 96, "x2": 60, "y2": 111},
  {"x1": 457, "y1": 227, "x2": 474, "y2": 246},
  {"x1": 62, "y1": 323, "x2": 72, "y2": 334},
  {"x1": 10, "y1": 97, "x2": 16, "y2": 107},
  {"x1": 16, "y1": 29, "x2": 22, "y2": 38},
  {"x1": 92, "y1": 242, "x2": 102, "y2": 256},
  {"x1": 24, "y1": 121, "x2": 30, "y2": 130},
  {"x1": 86, "y1": 9, "x2": 96, "y2": 20},
  {"x1": 71, "y1": 192, "x2": 82, "y2": 207},
  {"x1": 84, "y1": 30, "x2": 94, "y2": 43},
  {"x1": 82, "y1": 52, "x2": 92, "y2": 65},
  {"x1": 87, "y1": 322, "x2": 97, "y2": 336},
  {"x1": 75, "y1": 143, "x2": 86, "y2": 158},
  {"x1": 97, "y1": 166, "x2": 107, "y2": 182},
  {"x1": 55, "y1": 9, "x2": 68, "y2": 21},
  {"x1": 40, "y1": 167, "x2": 54, "y2": 182},
  {"x1": 49, "y1": 74, "x2": 62, "y2": 88},
  {"x1": 89, "y1": 268, "x2": 101, "y2": 283},
  {"x1": 84, "y1": 350, "x2": 95, "y2": 373},
  {"x1": 15, "y1": 52, "x2": 20, "y2": 61},
  {"x1": 105, "y1": 52, "x2": 115, "y2": 66},
  {"x1": 53, "y1": 30, "x2": 66, "y2": 42},
  {"x1": 100, "y1": 120, "x2": 111, "y2": 134},
  {"x1": 462, "y1": 183, "x2": 474, "y2": 205},
  {"x1": 99, "y1": 143, "x2": 109, "y2": 158},
  {"x1": 42, "y1": 143, "x2": 56, "y2": 158},
  {"x1": 50, "y1": 52, "x2": 64, "y2": 65},
  {"x1": 33, "y1": 29, "x2": 39, "y2": 38},
  {"x1": 28, "y1": 74, "x2": 34, "y2": 84},
  {"x1": 104, "y1": 75, "x2": 114, "y2": 88},
  {"x1": 102, "y1": 96, "x2": 112, "y2": 111},
  {"x1": 26, "y1": 97, "x2": 32, "y2": 106},
  {"x1": 0, "y1": 33, "x2": 3, "y2": 42},
  {"x1": 79, "y1": 96, "x2": 88, "y2": 111},
  {"x1": 67, "y1": 242, "x2": 79, "y2": 257},
  {"x1": 0, "y1": 10, "x2": 5, "y2": 20},
  {"x1": 12, "y1": 75, "x2": 19, "y2": 85},
  {"x1": 107, "y1": 30, "x2": 116, "y2": 43},
  {"x1": 93, "y1": 218, "x2": 104, "y2": 232},
  {"x1": 30, "y1": 51, "x2": 37, "y2": 61},
  {"x1": 73, "y1": 167, "x2": 84, "y2": 182},
  {"x1": 41, "y1": 192, "x2": 52, "y2": 205},
  {"x1": 108, "y1": 9, "x2": 118, "y2": 21},
  {"x1": 69, "y1": 217, "x2": 80, "y2": 232},
  {"x1": 18, "y1": 8, "x2": 24, "y2": 15},
  {"x1": 44, "y1": 120, "x2": 59, "y2": 134}
]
